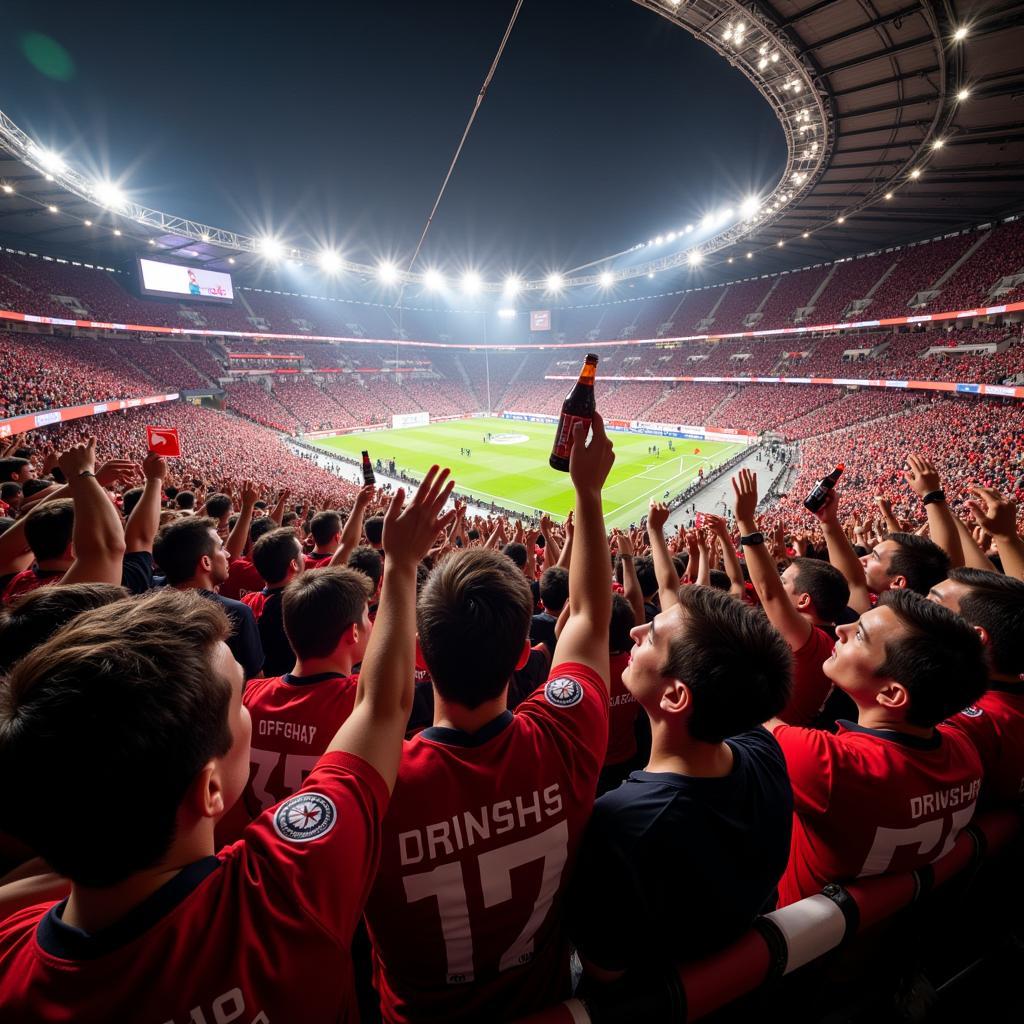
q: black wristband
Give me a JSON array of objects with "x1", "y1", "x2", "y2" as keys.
[
  {"x1": 740, "y1": 531, "x2": 765, "y2": 546},
  {"x1": 78, "y1": 470, "x2": 96, "y2": 478},
  {"x1": 922, "y1": 489, "x2": 945, "y2": 506}
]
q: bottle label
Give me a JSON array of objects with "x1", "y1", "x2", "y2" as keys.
[{"x1": 552, "y1": 413, "x2": 592, "y2": 459}]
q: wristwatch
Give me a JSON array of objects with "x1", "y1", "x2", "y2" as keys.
[
  {"x1": 78, "y1": 470, "x2": 96, "y2": 478},
  {"x1": 922, "y1": 489, "x2": 945, "y2": 506},
  {"x1": 740, "y1": 531, "x2": 765, "y2": 546}
]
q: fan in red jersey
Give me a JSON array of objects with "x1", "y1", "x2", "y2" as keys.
[
  {"x1": 364, "y1": 413, "x2": 616, "y2": 1023},
  {"x1": 0, "y1": 466, "x2": 456, "y2": 1023},
  {"x1": 218, "y1": 565, "x2": 374, "y2": 844},
  {"x1": 770, "y1": 589, "x2": 987, "y2": 907},
  {"x1": 933, "y1": 567, "x2": 1024, "y2": 808}
]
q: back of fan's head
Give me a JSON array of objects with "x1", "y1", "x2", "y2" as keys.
[
  {"x1": 252, "y1": 527, "x2": 302, "y2": 585},
  {"x1": 664, "y1": 585, "x2": 792, "y2": 743},
  {"x1": 417, "y1": 548, "x2": 533, "y2": 709},
  {"x1": 0, "y1": 583, "x2": 127, "y2": 672},
  {"x1": 0, "y1": 589, "x2": 233, "y2": 887},
  {"x1": 25, "y1": 498, "x2": 74, "y2": 561},
  {"x1": 153, "y1": 516, "x2": 218, "y2": 584},
  {"x1": 947, "y1": 568, "x2": 1024, "y2": 679},
  {"x1": 282, "y1": 567, "x2": 372, "y2": 659}
]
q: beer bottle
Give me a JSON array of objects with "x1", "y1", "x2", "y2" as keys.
[
  {"x1": 549, "y1": 353, "x2": 599, "y2": 472},
  {"x1": 361, "y1": 450, "x2": 375, "y2": 486},
  {"x1": 803, "y1": 463, "x2": 844, "y2": 514}
]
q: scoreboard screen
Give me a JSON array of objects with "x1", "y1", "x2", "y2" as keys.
[{"x1": 138, "y1": 258, "x2": 234, "y2": 304}]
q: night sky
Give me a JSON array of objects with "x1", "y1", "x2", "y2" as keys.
[{"x1": 0, "y1": 0, "x2": 785, "y2": 279}]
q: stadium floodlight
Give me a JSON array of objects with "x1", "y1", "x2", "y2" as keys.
[
  {"x1": 802, "y1": 231, "x2": 810, "y2": 238},
  {"x1": 228, "y1": 257, "x2": 236, "y2": 264},
  {"x1": 700, "y1": 213, "x2": 714, "y2": 231},
  {"x1": 740, "y1": 196, "x2": 760, "y2": 218},
  {"x1": 957, "y1": 88, "x2": 970, "y2": 101},
  {"x1": 953, "y1": 25, "x2": 968, "y2": 41},
  {"x1": 1, "y1": 184, "x2": 12, "y2": 194},
  {"x1": 931, "y1": 138, "x2": 945, "y2": 150},
  {"x1": 504, "y1": 274, "x2": 522, "y2": 296},
  {"x1": 113, "y1": 229, "x2": 121, "y2": 236},
  {"x1": 719, "y1": 207, "x2": 734, "y2": 223},
  {"x1": 377, "y1": 260, "x2": 398, "y2": 284},
  {"x1": 746, "y1": 251, "x2": 753, "y2": 258},
  {"x1": 727, "y1": 257, "x2": 734, "y2": 264},
  {"x1": 655, "y1": 235, "x2": 664, "y2": 245},
  {"x1": 666, "y1": 231, "x2": 676, "y2": 242},
  {"x1": 148, "y1": 239, "x2": 156, "y2": 245},
  {"x1": 28, "y1": 143, "x2": 66, "y2": 176},
  {"x1": 200, "y1": 233, "x2": 211, "y2": 243},
  {"x1": 837, "y1": 216, "x2": 845, "y2": 224},
  {"x1": 423, "y1": 267, "x2": 445, "y2": 291},
  {"x1": 599, "y1": 271, "x2": 614, "y2": 288},
  {"x1": 909, "y1": 168, "x2": 921, "y2": 179},
  {"x1": 546, "y1": 272, "x2": 564, "y2": 293},
  {"x1": 687, "y1": 251, "x2": 703, "y2": 266},
  {"x1": 47, "y1": 204, "x2": 58, "y2": 213},
  {"x1": 777, "y1": 240, "x2": 785, "y2": 247},
  {"x1": 684, "y1": 224, "x2": 693, "y2": 233},
  {"x1": 92, "y1": 181, "x2": 125, "y2": 210},
  {"x1": 461, "y1": 271, "x2": 482, "y2": 295},
  {"x1": 884, "y1": 192, "x2": 893, "y2": 200},
  {"x1": 259, "y1": 236, "x2": 284, "y2": 260},
  {"x1": 84, "y1": 219, "x2": 93, "y2": 226},
  {"x1": 318, "y1": 249, "x2": 342, "y2": 273}
]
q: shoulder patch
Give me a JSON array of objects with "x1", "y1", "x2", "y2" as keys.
[
  {"x1": 273, "y1": 791, "x2": 337, "y2": 843},
  {"x1": 960, "y1": 705, "x2": 984, "y2": 719},
  {"x1": 544, "y1": 676, "x2": 584, "y2": 708}
]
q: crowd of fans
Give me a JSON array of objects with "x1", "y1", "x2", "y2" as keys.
[{"x1": 0, "y1": 393, "x2": 1021, "y2": 1021}]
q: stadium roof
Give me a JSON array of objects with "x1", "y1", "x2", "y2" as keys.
[{"x1": 1, "y1": 0, "x2": 1022, "y2": 288}]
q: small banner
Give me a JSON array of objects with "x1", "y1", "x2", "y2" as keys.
[{"x1": 146, "y1": 425, "x2": 181, "y2": 457}]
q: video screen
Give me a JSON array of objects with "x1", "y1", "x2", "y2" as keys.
[{"x1": 137, "y1": 258, "x2": 234, "y2": 304}]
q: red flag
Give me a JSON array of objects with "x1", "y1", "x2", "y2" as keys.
[
  {"x1": 693, "y1": 447, "x2": 701, "y2": 455},
  {"x1": 146, "y1": 426, "x2": 181, "y2": 458}
]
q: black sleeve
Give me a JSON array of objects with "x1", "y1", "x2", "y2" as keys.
[
  {"x1": 228, "y1": 603, "x2": 265, "y2": 680},
  {"x1": 120, "y1": 551, "x2": 154, "y2": 595}
]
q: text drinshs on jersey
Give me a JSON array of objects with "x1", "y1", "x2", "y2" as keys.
[
  {"x1": 910, "y1": 779, "x2": 981, "y2": 820},
  {"x1": 398, "y1": 785, "x2": 563, "y2": 866}
]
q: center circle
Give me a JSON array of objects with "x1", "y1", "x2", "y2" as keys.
[{"x1": 489, "y1": 433, "x2": 529, "y2": 445}]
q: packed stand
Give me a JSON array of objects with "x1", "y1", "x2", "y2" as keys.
[{"x1": 931, "y1": 219, "x2": 1024, "y2": 312}]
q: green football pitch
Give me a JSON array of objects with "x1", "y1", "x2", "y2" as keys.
[{"x1": 309, "y1": 416, "x2": 744, "y2": 529}]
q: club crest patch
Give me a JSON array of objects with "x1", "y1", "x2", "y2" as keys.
[
  {"x1": 545, "y1": 676, "x2": 583, "y2": 708},
  {"x1": 960, "y1": 705, "x2": 984, "y2": 718},
  {"x1": 273, "y1": 792, "x2": 337, "y2": 843}
]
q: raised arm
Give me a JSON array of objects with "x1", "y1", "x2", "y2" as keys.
[
  {"x1": 328, "y1": 466, "x2": 455, "y2": 791},
  {"x1": 224, "y1": 480, "x2": 258, "y2": 561},
  {"x1": 732, "y1": 469, "x2": 812, "y2": 650},
  {"x1": 873, "y1": 495, "x2": 901, "y2": 537},
  {"x1": 966, "y1": 487, "x2": 1024, "y2": 581},
  {"x1": 59, "y1": 439, "x2": 129, "y2": 587},
  {"x1": 695, "y1": 529, "x2": 711, "y2": 587},
  {"x1": 952, "y1": 512, "x2": 998, "y2": 573},
  {"x1": 647, "y1": 501, "x2": 680, "y2": 609},
  {"x1": 704, "y1": 513, "x2": 746, "y2": 601},
  {"x1": 269, "y1": 487, "x2": 290, "y2": 526},
  {"x1": 552, "y1": 412, "x2": 615, "y2": 686},
  {"x1": 329, "y1": 484, "x2": 375, "y2": 567},
  {"x1": 124, "y1": 452, "x2": 167, "y2": 554},
  {"x1": 555, "y1": 511, "x2": 574, "y2": 569},
  {"x1": 903, "y1": 453, "x2": 963, "y2": 568},
  {"x1": 540, "y1": 514, "x2": 561, "y2": 568},
  {"x1": 813, "y1": 487, "x2": 872, "y2": 613},
  {"x1": 612, "y1": 529, "x2": 646, "y2": 630}
]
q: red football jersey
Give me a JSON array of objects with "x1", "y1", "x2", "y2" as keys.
[
  {"x1": 779, "y1": 625, "x2": 835, "y2": 726},
  {"x1": 606, "y1": 650, "x2": 639, "y2": 767},
  {"x1": 304, "y1": 551, "x2": 335, "y2": 569},
  {"x1": 1, "y1": 567, "x2": 62, "y2": 605},
  {"x1": 219, "y1": 556, "x2": 264, "y2": 600},
  {"x1": 0, "y1": 752, "x2": 387, "y2": 1023},
  {"x1": 241, "y1": 586, "x2": 284, "y2": 621},
  {"x1": 941, "y1": 684, "x2": 1024, "y2": 808},
  {"x1": 773, "y1": 720, "x2": 983, "y2": 907},
  {"x1": 365, "y1": 661, "x2": 609, "y2": 1023},
  {"x1": 235, "y1": 672, "x2": 359, "y2": 825}
]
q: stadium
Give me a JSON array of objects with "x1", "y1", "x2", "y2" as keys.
[{"x1": 0, "y1": 1, "x2": 1022, "y2": 1021}]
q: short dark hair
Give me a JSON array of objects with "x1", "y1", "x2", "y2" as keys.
[
  {"x1": 539, "y1": 566, "x2": 569, "y2": 613},
  {"x1": 417, "y1": 549, "x2": 533, "y2": 709},
  {"x1": 791, "y1": 557, "x2": 850, "y2": 623},
  {"x1": 205, "y1": 493, "x2": 232, "y2": 519},
  {"x1": 22, "y1": 478, "x2": 55, "y2": 500},
  {"x1": 282, "y1": 567, "x2": 372, "y2": 659},
  {"x1": 504, "y1": 542, "x2": 527, "y2": 570},
  {"x1": 364, "y1": 515, "x2": 384, "y2": 546},
  {"x1": 0, "y1": 582, "x2": 127, "y2": 672},
  {"x1": 708, "y1": 569, "x2": 731, "y2": 592},
  {"x1": 250, "y1": 516, "x2": 276, "y2": 544},
  {"x1": 310, "y1": 510, "x2": 342, "y2": 548},
  {"x1": 0, "y1": 589, "x2": 232, "y2": 886},
  {"x1": 876, "y1": 589, "x2": 987, "y2": 727},
  {"x1": 122, "y1": 486, "x2": 145, "y2": 519},
  {"x1": 0, "y1": 482, "x2": 22, "y2": 501},
  {"x1": 661, "y1": 585, "x2": 792, "y2": 743},
  {"x1": 632, "y1": 555, "x2": 658, "y2": 598},
  {"x1": 887, "y1": 533, "x2": 950, "y2": 595},
  {"x1": 609, "y1": 593, "x2": 635, "y2": 653},
  {"x1": 0, "y1": 457, "x2": 29, "y2": 481},
  {"x1": 252, "y1": 528, "x2": 302, "y2": 585},
  {"x1": 175, "y1": 490, "x2": 196, "y2": 510},
  {"x1": 948, "y1": 567, "x2": 1024, "y2": 678},
  {"x1": 25, "y1": 499, "x2": 74, "y2": 561},
  {"x1": 153, "y1": 516, "x2": 219, "y2": 584},
  {"x1": 348, "y1": 545, "x2": 383, "y2": 589}
]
